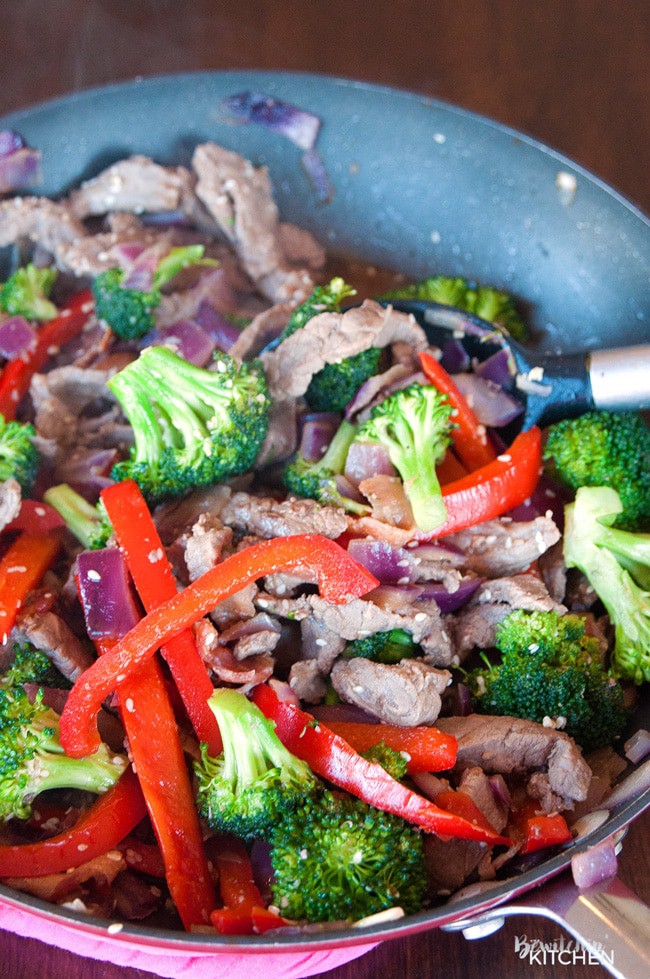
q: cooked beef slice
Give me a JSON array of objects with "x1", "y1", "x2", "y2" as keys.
[
  {"x1": 0, "y1": 478, "x2": 21, "y2": 532},
  {"x1": 0, "y1": 196, "x2": 86, "y2": 261},
  {"x1": 255, "y1": 397, "x2": 298, "y2": 466},
  {"x1": 444, "y1": 515, "x2": 561, "y2": 578},
  {"x1": 192, "y1": 142, "x2": 314, "y2": 303},
  {"x1": 153, "y1": 485, "x2": 232, "y2": 545},
  {"x1": 330, "y1": 658, "x2": 451, "y2": 726},
  {"x1": 260, "y1": 300, "x2": 427, "y2": 401},
  {"x1": 289, "y1": 659, "x2": 329, "y2": 703},
  {"x1": 12, "y1": 610, "x2": 95, "y2": 682},
  {"x1": 307, "y1": 594, "x2": 454, "y2": 666},
  {"x1": 277, "y1": 222, "x2": 326, "y2": 272},
  {"x1": 299, "y1": 615, "x2": 346, "y2": 673},
  {"x1": 67, "y1": 156, "x2": 195, "y2": 219},
  {"x1": 182, "y1": 513, "x2": 233, "y2": 581},
  {"x1": 30, "y1": 365, "x2": 132, "y2": 465},
  {"x1": 228, "y1": 302, "x2": 294, "y2": 361},
  {"x1": 56, "y1": 214, "x2": 167, "y2": 278},
  {"x1": 458, "y1": 767, "x2": 510, "y2": 834},
  {"x1": 473, "y1": 574, "x2": 567, "y2": 613},
  {"x1": 345, "y1": 364, "x2": 412, "y2": 423},
  {"x1": 538, "y1": 539, "x2": 568, "y2": 603},
  {"x1": 254, "y1": 593, "x2": 314, "y2": 621},
  {"x1": 220, "y1": 491, "x2": 348, "y2": 540},
  {"x1": 424, "y1": 836, "x2": 487, "y2": 895},
  {"x1": 435, "y1": 714, "x2": 592, "y2": 812},
  {"x1": 449, "y1": 603, "x2": 511, "y2": 660}
]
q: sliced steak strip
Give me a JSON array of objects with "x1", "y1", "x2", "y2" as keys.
[
  {"x1": 289, "y1": 659, "x2": 328, "y2": 704},
  {"x1": 30, "y1": 365, "x2": 132, "y2": 464},
  {"x1": 330, "y1": 658, "x2": 451, "y2": 726},
  {"x1": 192, "y1": 142, "x2": 314, "y2": 304},
  {"x1": 12, "y1": 609, "x2": 95, "y2": 682},
  {"x1": 220, "y1": 491, "x2": 348, "y2": 540},
  {"x1": 444, "y1": 515, "x2": 561, "y2": 578},
  {"x1": 260, "y1": 300, "x2": 427, "y2": 401},
  {"x1": 458, "y1": 767, "x2": 510, "y2": 834},
  {"x1": 0, "y1": 196, "x2": 86, "y2": 261},
  {"x1": 182, "y1": 513, "x2": 233, "y2": 581},
  {"x1": 307, "y1": 594, "x2": 454, "y2": 666},
  {"x1": 67, "y1": 156, "x2": 195, "y2": 219},
  {"x1": 0, "y1": 478, "x2": 21, "y2": 532},
  {"x1": 435, "y1": 714, "x2": 592, "y2": 812},
  {"x1": 229, "y1": 302, "x2": 294, "y2": 361}
]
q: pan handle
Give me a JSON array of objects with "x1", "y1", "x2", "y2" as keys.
[
  {"x1": 588, "y1": 345, "x2": 650, "y2": 412},
  {"x1": 442, "y1": 872, "x2": 650, "y2": 979}
]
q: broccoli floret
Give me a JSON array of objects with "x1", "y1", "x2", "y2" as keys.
[
  {"x1": 544, "y1": 411, "x2": 650, "y2": 531},
  {"x1": 43, "y1": 483, "x2": 112, "y2": 550},
  {"x1": 279, "y1": 277, "x2": 381, "y2": 411},
  {"x1": 354, "y1": 383, "x2": 453, "y2": 533},
  {"x1": 279, "y1": 277, "x2": 357, "y2": 340},
  {"x1": 466, "y1": 609, "x2": 629, "y2": 752},
  {"x1": 0, "y1": 682, "x2": 128, "y2": 821},
  {"x1": 381, "y1": 275, "x2": 528, "y2": 342},
  {"x1": 343, "y1": 628, "x2": 420, "y2": 664},
  {"x1": 108, "y1": 346, "x2": 269, "y2": 505},
  {"x1": 2, "y1": 642, "x2": 71, "y2": 690},
  {"x1": 306, "y1": 347, "x2": 382, "y2": 413},
  {"x1": 283, "y1": 419, "x2": 370, "y2": 516},
  {"x1": 361, "y1": 742, "x2": 409, "y2": 780},
  {"x1": 0, "y1": 414, "x2": 40, "y2": 493},
  {"x1": 0, "y1": 263, "x2": 57, "y2": 321},
  {"x1": 270, "y1": 789, "x2": 426, "y2": 922},
  {"x1": 194, "y1": 689, "x2": 316, "y2": 842},
  {"x1": 564, "y1": 486, "x2": 650, "y2": 685},
  {"x1": 92, "y1": 245, "x2": 211, "y2": 340}
]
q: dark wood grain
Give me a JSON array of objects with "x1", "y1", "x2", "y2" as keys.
[{"x1": 0, "y1": 2, "x2": 648, "y2": 977}]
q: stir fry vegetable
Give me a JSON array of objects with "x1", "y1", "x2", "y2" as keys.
[{"x1": 0, "y1": 132, "x2": 646, "y2": 937}]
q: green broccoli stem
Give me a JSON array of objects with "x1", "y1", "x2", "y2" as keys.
[
  {"x1": 207, "y1": 689, "x2": 312, "y2": 790},
  {"x1": 43, "y1": 484, "x2": 108, "y2": 549},
  {"x1": 564, "y1": 487, "x2": 650, "y2": 684},
  {"x1": 319, "y1": 419, "x2": 358, "y2": 471},
  {"x1": 107, "y1": 370, "x2": 167, "y2": 465},
  {"x1": 152, "y1": 245, "x2": 214, "y2": 289},
  {"x1": 26, "y1": 742, "x2": 128, "y2": 800}
]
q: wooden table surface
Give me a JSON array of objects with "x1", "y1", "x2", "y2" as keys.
[{"x1": 1, "y1": 2, "x2": 648, "y2": 977}]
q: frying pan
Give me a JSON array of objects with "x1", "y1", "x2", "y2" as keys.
[{"x1": 0, "y1": 71, "x2": 649, "y2": 979}]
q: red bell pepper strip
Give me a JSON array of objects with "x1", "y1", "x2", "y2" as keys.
[
  {"x1": 211, "y1": 906, "x2": 291, "y2": 935},
  {"x1": 436, "y1": 448, "x2": 469, "y2": 486},
  {"x1": 322, "y1": 721, "x2": 458, "y2": 773},
  {"x1": 91, "y1": 633, "x2": 216, "y2": 930},
  {"x1": 117, "y1": 837, "x2": 167, "y2": 878},
  {"x1": 101, "y1": 480, "x2": 221, "y2": 756},
  {"x1": 0, "y1": 289, "x2": 93, "y2": 420},
  {"x1": 434, "y1": 788, "x2": 499, "y2": 836},
  {"x1": 2, "y1": 499, "x2": 66, "y2": 535},
  {"x1": 253, "y1": 684, "x2": 510, "y2": 846},
  {"x1": 205, "y1": 836, "x2": 289, "y2": 935},
  {"x1": 0, "y1": 532, "x2": 60, "y2": 642},
  {"x1": 0, "y1": 769, "x2": 146, "y2": 878},
  {"x1": 511, "y1": 801, "x2": 572, "y2": 854},
  {"x1": 420, "y1": 425, "x2": 542, "y2": 539},
  {"x1": 419, "y1": 350, "x2": 497, "y2": 471},
  {"x1": 206, "y1": 835, "x2": 265, "y2": 911},
  {"x1": 60, "y1": 535, "x2": 378, "y2": 758}
]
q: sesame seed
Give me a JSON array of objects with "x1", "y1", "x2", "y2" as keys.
[
  {"x1": 86, "y1": 569, "x2": 101, "y2": 581},
  {"x1": 107, "y1": 922, "x2": 124, "y2": 934}
]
